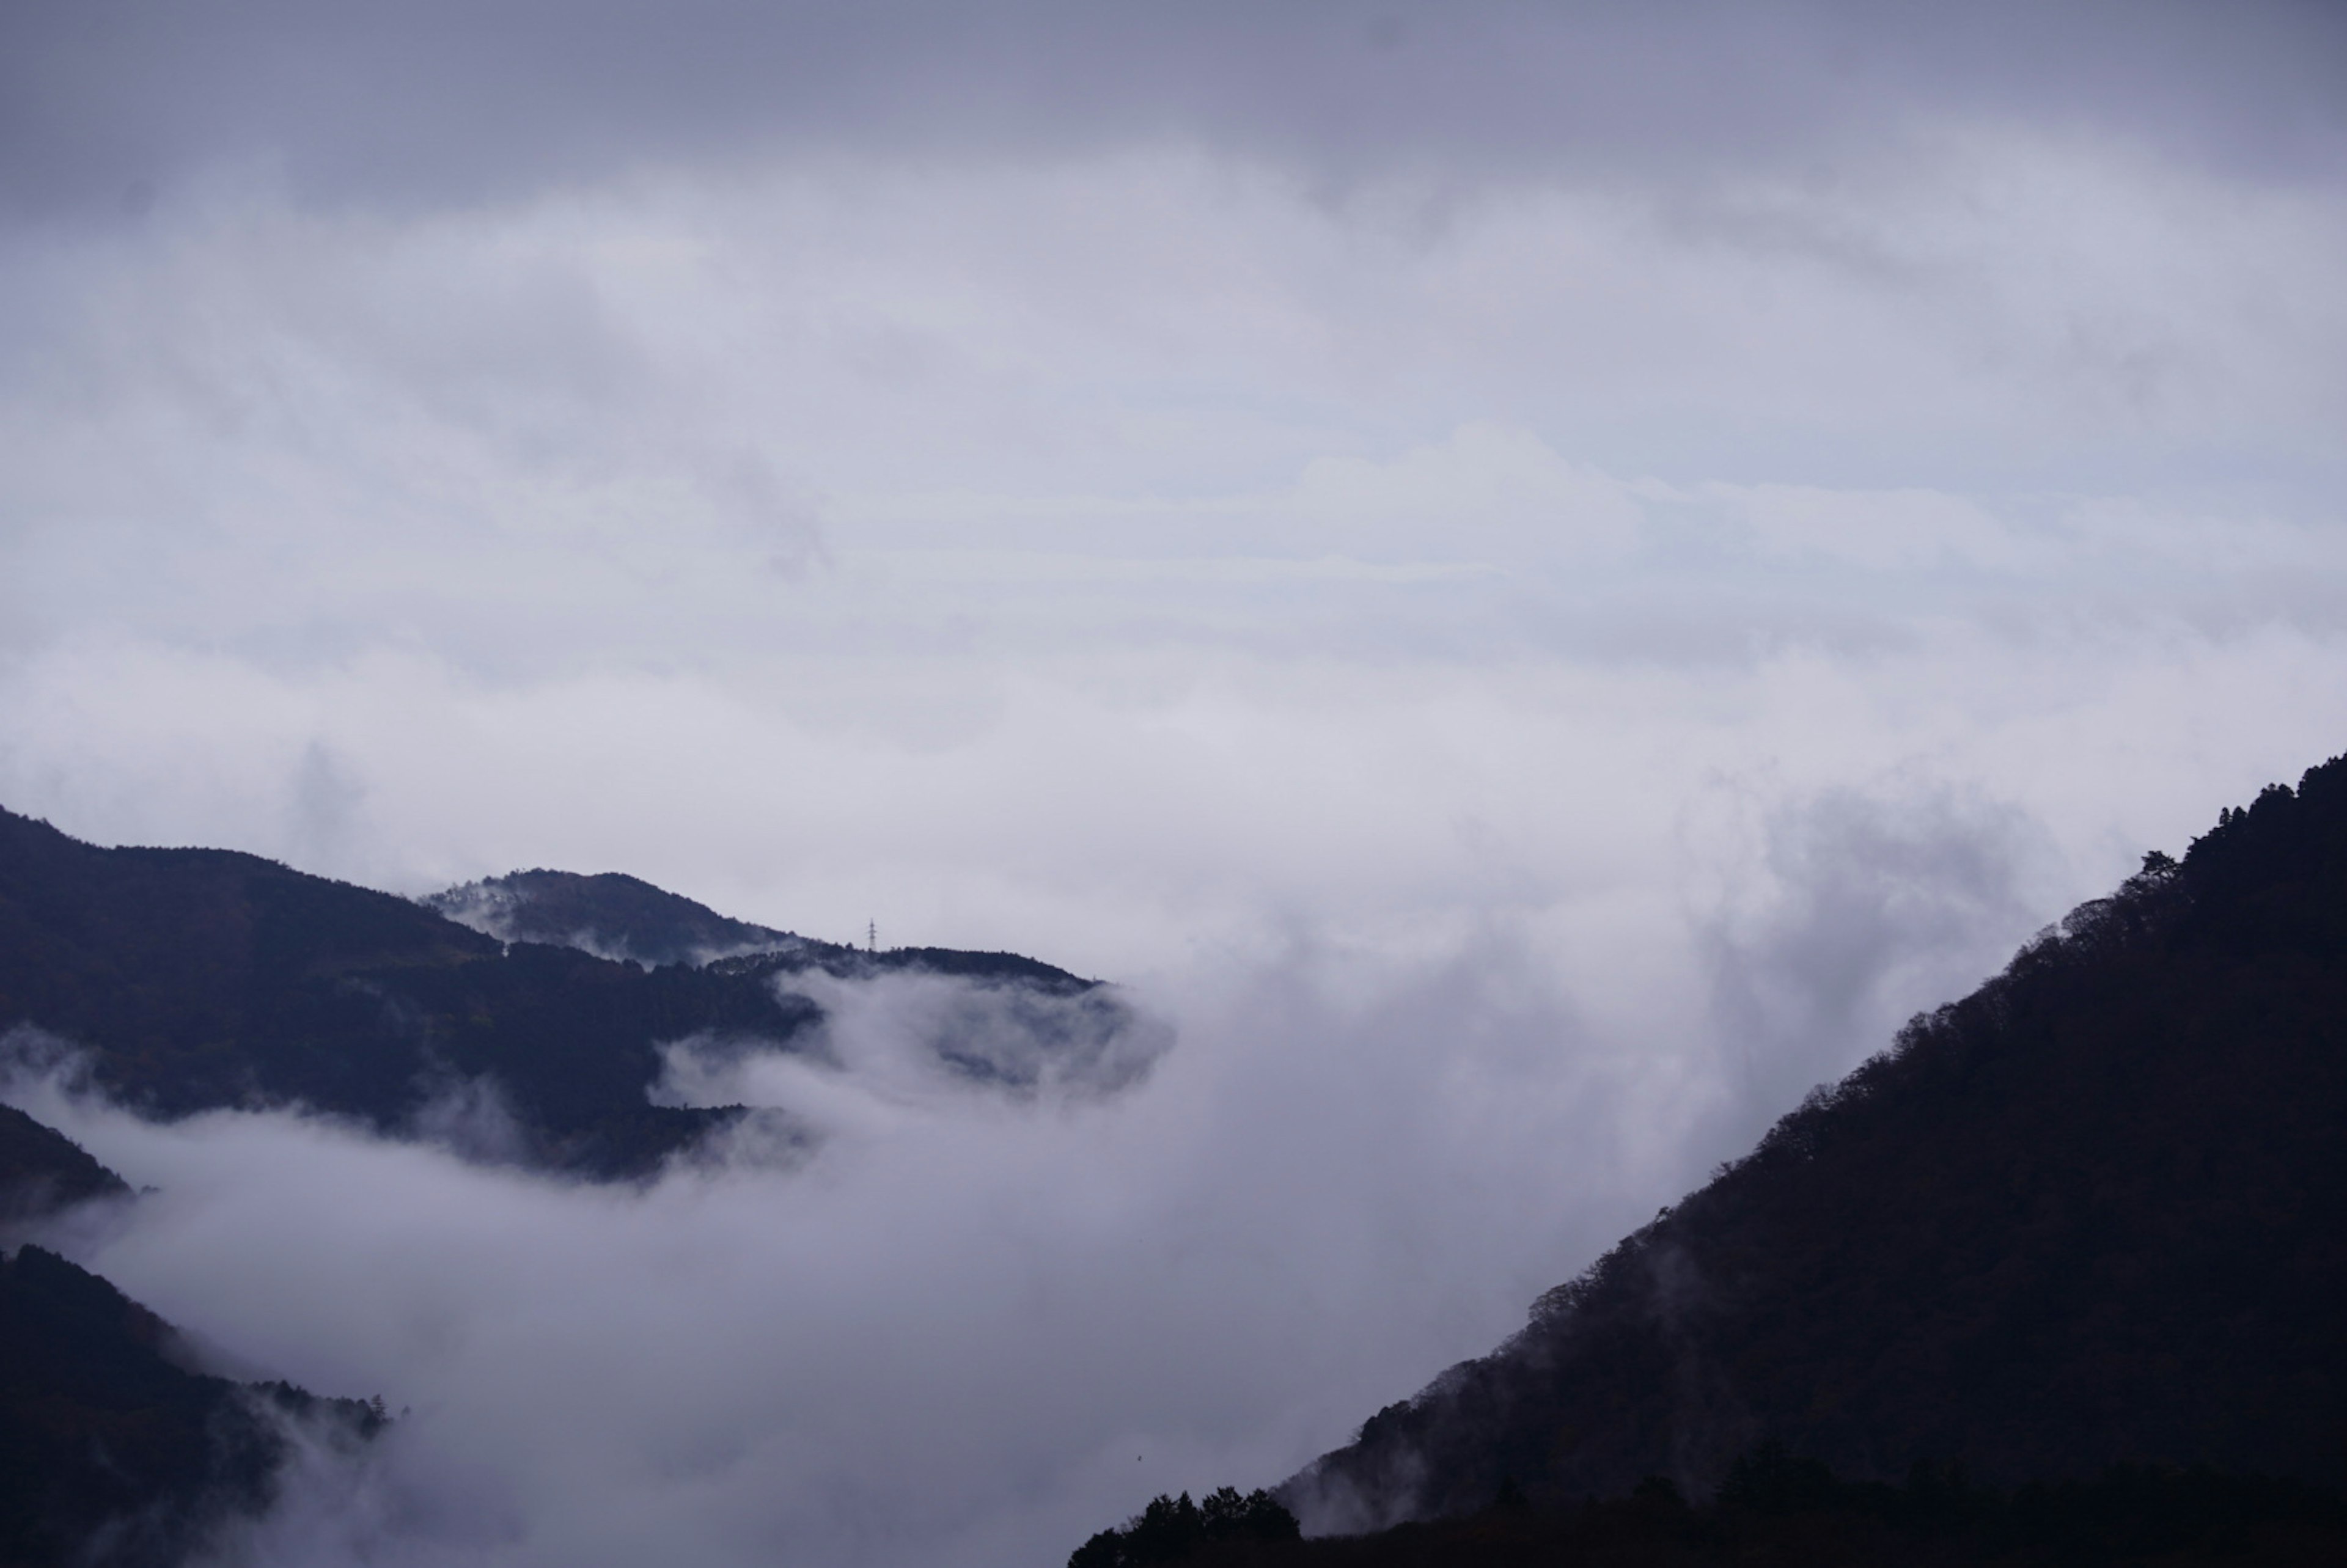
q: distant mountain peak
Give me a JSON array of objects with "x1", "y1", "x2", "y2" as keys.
[
  {"x1": 421, "y1": 866, "x2": 1105, "y2": 992},
  {"x1": 422, "y1": 868, "x2": 810, "y2": 969}
]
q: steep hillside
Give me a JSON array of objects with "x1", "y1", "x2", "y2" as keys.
[
  {"x1": 0, "y1": 1102, "x2": 130, "y2": 1225},
  {"x1": 1287, "y1": 760, "x2": 2347, "y2": 1526},
  {"x1": 1081, "y1": 1460, "x2": 2347, "y2": 1567},
  {"x1": 0, "y1": 1240, "x2": 384, "y2": 1568}
]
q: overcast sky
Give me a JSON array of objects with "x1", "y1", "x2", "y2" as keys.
[{"x1": 4, "y1": 4, "x2": 2346, "y2": 1565}]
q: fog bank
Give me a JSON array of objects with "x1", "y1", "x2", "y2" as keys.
[{"x1": 7, "y1": 811, "x2": 2047, "y2": 1567}]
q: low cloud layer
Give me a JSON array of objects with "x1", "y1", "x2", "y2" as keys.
[
  {"x1": 5, "y1": 816, "x2": 2051, "y2": 1567},
  {"x1": 653, "y1": 969, "x2": 1171, "y2": 1107},
  {"x1": 2, "y1": 5, "x2": 2341, "y2": 1563}
]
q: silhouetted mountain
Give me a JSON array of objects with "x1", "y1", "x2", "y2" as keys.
[
  {"x1": 0, "y1": 808, "x2": 1137, "y2": 1176},
  {"x1": 418, "y1": 866, "x2": 1151, "y2": 1093},
  {"x1": 0, "y1": 808, "x2": 816, "y2": 1177},
  {"x1": 425, "y1": 865, "x2": 1101, "y2": 991},
  {"x1": 0, "y1": 1241, "x2": 384, "y2": 1567},
  {"x1": 1284, "y1": 758, "x2": 2347, "y2": 1529},
  {"x1": 0, "y1": 1102, "x2": 128, "y2": 1226},
  {"x1": 425, "y1": 868, "x2": 810, "y2": 968},
  {"x1": 1095, "y1": 1457, "x2": 2347, "y2": 1567}
]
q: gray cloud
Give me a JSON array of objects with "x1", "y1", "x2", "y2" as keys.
[
  {"x1": 4, "y1": 928, "x2": 1717, "y2": 1567},
  {"x1": 3, "y1": 4, "x2": 2343, "y2": 1560},
  {"x1": 650, "y1": 969, "x2": 1173, "y2": 1109},
  {"x1": 0, "y1": 725, "x2": 2304, "y2": 1568},
  {"x1": 1691, "y1": 780, "x2": 2058, "y2": 1152},
  {"x1": 6, "y1": 1, "x2": 2341, "y2": 224}
]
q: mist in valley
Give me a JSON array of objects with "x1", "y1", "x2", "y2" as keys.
[{"x1": 2, "y1": 2, "x2": 2344, "y2": 1564}]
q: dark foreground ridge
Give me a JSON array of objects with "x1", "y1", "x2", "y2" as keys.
[
  {"x1": 1073, "y1": 1487, "x2": 1304, "y2": 1567},
  {"x1": 0, "y1": 1239, "x2": 386, "y2": 1568},
  {"x1": 1274, "y1": 758, "x2": 2347, "y2": 1531},
  {"x1": 0, "y1": 1097, "x2": 386, "y2": 1565},
  {"x1": 0, "y1": 1102, "x2": 130, "y2": 1223},
  {"x1": 1081, "y1": 1454, "x2": 2347, "y2": 1567},
  {"x1": 0, "y1": 808, "x2": 1115, "y2": 1177}
]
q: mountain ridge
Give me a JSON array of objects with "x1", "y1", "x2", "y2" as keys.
[
  {"x1": 424, "y1": 867, "x2": 812, "y2": 968},
  {"x1": 0, "y1": 1096, "x2": 381, "y2": 1568},
  {"x1": 0, "y1": 807, "x2": 1126, "y2": 1177},
  {"x1": 1279, "y1": 760, "x2": 2347, "y2": 1530},
  {"x1": 0, "y1": 1102, "x2": 131, "y2": 1226},
  {"x1": 0, "y1": 1235, "x2": 387, "y2": 1568},
  {"x1": 424, "y1": 865, "x2": 1103, "y2": 992}
]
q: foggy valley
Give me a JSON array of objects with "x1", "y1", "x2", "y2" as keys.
[{"x1": 4, "y1": 2, "x2": 2345, "y2": 1564}]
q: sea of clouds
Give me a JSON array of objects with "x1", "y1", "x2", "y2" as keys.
[
  {"x1": 3, "y1": 3, "x2": 2344, "y2": 1562},
  {"x1": 3, "y1": 815, "x2": 2049, "y2": 1568}
]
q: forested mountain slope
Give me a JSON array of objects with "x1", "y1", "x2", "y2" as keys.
[
  {"x1": 0, "y1": 1102, "x2": 129, "y2": 1225},
  {"x1": 0, "y1": 1238, "x2": 384, "y2": 1568},
  {"x1": 0, "y1": 1107, "x2": 381, "y2": 1568},
  {"x1": 0, "y1": 808, "x2": 815, "y2": 1176},
  {"x1": 0, "y1": 809, "x2": 1126, "y2": 1176},
  {"x1": 1287, "y1": 759, "x2": 2347, "y2": 1528}
]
